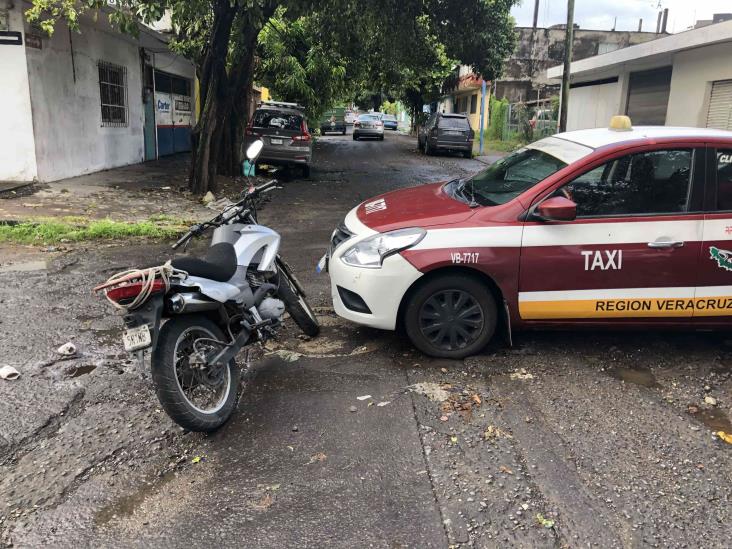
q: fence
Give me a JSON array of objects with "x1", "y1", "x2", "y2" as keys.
[{"x1": 488, "y1": 97, "x2": 557, "y2": 144}]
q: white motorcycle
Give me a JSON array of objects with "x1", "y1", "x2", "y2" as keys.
[{"x1": 94, "y1": 140, "x2": 319, "y2": 432}]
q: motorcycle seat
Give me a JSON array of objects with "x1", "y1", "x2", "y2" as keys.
[{"x1": 171, "y1": 242, "x2": 238, "y2": 282}]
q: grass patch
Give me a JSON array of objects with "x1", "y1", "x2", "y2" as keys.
[{"x1": 0, "y1": 217, "x2": 191, "y2": 245}]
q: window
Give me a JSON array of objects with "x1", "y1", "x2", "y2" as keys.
[
  {"x1": 438, "y1": 116, "x2": 469, "y2": 129},
  {"x1": 470, "y1": 94, "x2": 477, "y2": 114},
  {"x1": 98, "y1": 61, "x2": 127, "y2": 127},
  {"x1": 717, "y1": 149, "x2": 732, "y2": 210},
  {"x1": 555, "y1": 149, "x2": 693, "y2": 217},
  {"x1": 252, "y1": 109, "x2": 303, "y2": 130},
  {"x1": 466, "y1": 148, "x2": 567, "y2": 206}
]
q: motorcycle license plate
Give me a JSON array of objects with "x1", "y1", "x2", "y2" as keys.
[
  {"x1": 270, "y1": 138, "x2": 283, "y2": 145},
  {"x1": 316, "y1": 253, "x2": 328, "y2": 274},
  {"x1": 123, "y1": 325, "x2": 151, "y2": 352}
]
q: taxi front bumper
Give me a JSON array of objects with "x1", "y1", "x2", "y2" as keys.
[{"x1": 328, "y1": 252, "x2": 423, "y2": 330}]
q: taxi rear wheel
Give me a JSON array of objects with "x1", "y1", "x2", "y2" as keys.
[{"x1": 404, "y1": 275, "x2": 496, "y2": 358}]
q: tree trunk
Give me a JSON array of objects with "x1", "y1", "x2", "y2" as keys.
[{"x1": 188, "y1": 0, "x2": 235, "y2": 195}]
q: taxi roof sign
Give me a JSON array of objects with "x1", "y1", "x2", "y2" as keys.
[{"x1": 609, "y1": 115, "x2": 633, "y2": 131}]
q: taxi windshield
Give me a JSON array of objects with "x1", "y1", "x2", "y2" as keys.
[{"x1": 462, "y1": 148, "x2": 567, "y2": 206}]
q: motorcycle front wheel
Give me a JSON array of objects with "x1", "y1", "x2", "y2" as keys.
[
  {"x1": 151, "y1": 315, "x2": 240, "y2": 432},
  {"x1": 276, "y1": 257, "x2": 320, "y2": 337}
]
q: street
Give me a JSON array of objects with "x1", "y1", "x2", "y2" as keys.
[{"x1": 1, "y1": 131, "x2": 730, "y2": 548}]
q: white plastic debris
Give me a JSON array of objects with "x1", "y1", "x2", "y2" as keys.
[
  {"x1": 0, "y1": 365, "x2": 20, "y2": 381},
  {"x1": 56, "y1": 342, "x2": 77, "y2": 356},
  {"x1": 356, "y1": 395, "x2": 372, "y2": 401},
  {"x1": 376, "y1": 401, "x2": 391, "y2": 407}
]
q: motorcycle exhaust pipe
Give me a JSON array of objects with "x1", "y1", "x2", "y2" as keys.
[{"x1": 168, "y1": 293, "x2": 219, "y2": 314}]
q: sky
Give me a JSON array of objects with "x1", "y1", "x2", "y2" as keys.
[{"x1": 511, "y1": 0, "x2": 732, "y2": 33}]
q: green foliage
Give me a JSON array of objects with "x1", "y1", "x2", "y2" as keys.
[
  {"x1": 0, "y1": 217, "x2": 189, "y2": 245},
  {"x1": 488, "y1": 96, "x2": 509, "y2": 140},
  {"x1": 257, "y1": 9, "x2": 348, "y2": 122},
  {"x1": 381, "y1": 101, "x2": 399, "y2": 116}
]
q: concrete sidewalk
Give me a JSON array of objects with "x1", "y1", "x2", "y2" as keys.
[{"x1": 0, "y1": 154, "x2": 210, "y2": 223}]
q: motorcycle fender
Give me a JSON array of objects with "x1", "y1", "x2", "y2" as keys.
[{"x1": 123, "y1": 294, "x2": 164, "y2": 351}]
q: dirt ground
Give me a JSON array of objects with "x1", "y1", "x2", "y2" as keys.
[{"x1": 0, "y1": 131, "x2": 729, "y2": 548}]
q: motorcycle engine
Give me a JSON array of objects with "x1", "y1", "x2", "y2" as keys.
[{"x1": 258, "y1": 297, "x2": 285, "y2": 321}]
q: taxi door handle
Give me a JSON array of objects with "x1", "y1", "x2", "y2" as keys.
[{"x1": 647, "y1": 240, "x2": 684, "y2": 249}]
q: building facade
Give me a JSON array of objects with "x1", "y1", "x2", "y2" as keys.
[
  {"x1": 547, "y1": 19, "x2": 732, "y2": 132},
  {"x1": 0, "y1": 3, "x2": 195, "y2": 183},
  {"x1": 496, "y1": 25, "x2": 665, "y2": 104},
  {"x1": 436, "y1": 66, "x2": 490, "y2": 132}
]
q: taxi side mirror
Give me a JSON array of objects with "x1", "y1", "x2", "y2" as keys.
[{"x1": 534, "y1": 196, "x2": 577, "y2": 222}]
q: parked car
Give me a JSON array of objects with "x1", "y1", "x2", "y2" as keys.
[
  {"x1": 320, "y1": 108, "x2": 347, "y2": 135},
  {"x1": 353, "y1": 113, "x2": 384, "y2": 141},
  {"x1": 246, "y1": 101, "x2": 312, "y2": 177},
  {"x1": 383, "y1": 114, "x2": 398, "y2": 130},
  {"x1": 418, "y1": 112, "x2": 474, "y2": 158},
  {"x1": 319, "y1": 117, "x2": 732, "y2": 358}
]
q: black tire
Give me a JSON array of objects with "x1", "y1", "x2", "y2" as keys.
[
  {"x1": 425, "y1": 140, "x2": 434, "y2": 155},
  {"x1": 301, "y1": 164, "x2": 311, "y2": 178},
  {"x1": 342, "y1": 128, "x2": 347, "y2": 135},
  {"x1": 353, "y1": 134, "x2": 359, "y2": 141},
  {"x1": 151, "y1": 315, "x2": 240, "y2": 432},
  {"x1": 379, "y1": 135, "x2": 384, "y2": 141},
  {"x1": 277, "y1": 260, "x2": 320, "y2": 337},
  {"x1": 404, "y1": 274, "x2": 496, "y2": 359},
  {"x1": 463, "y1": 150, "x2": 472, "y2": 159}
]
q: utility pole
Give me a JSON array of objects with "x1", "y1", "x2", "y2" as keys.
[
  {"x1": 559, "y1": 0, "x2": 575, "y2": 132},
  {"x1": 533, "y1": 0, "x2": 540, "y2": 29}
]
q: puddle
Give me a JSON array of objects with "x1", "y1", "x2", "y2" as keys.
[
  {"x1": 70, "y1": 364, "x2": 97, "y2": 378},
  {"x1": 688, "y1": 405, "x2": 732, "y2": 433},
  {"x1": 0, "y1": 260, "x2": 47, "y2": 273},
  {"x1": 607, "y1": 366, "x2": 659, "y2": 388},
  {"x1": 95, "y1": 470, "x2": 176, "y2": 526}
]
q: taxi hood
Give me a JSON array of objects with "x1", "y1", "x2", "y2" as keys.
[{"x1": 354, "y1": 182, "x2": 475, "y2": 233}]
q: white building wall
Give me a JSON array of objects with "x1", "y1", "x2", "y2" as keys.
[
  {"x1": 566, "y1": 82, "x2": 621, "y2": 131},
  {"x1": 0, "y1": 6, "x2": 37, "y2": 181},
  {"x1": 24, "y1": 16, "x2": 146, "y2": 182},
  {"x1": 666, "y1": 42, "x2": 732, "y2": 127}
]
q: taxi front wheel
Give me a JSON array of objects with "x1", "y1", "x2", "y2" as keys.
[{"x1": 404, "y1": 274, "x2": 496, "y2": 359}]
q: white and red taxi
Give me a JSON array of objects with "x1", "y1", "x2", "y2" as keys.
[{"x1": 321, "y1": 117, "x2": 732, "y2": 358}]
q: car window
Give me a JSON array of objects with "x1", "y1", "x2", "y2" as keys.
[
  {"x1": 252, "y1": 110, "x2": 302, "y2": 130},
  {"x1": 467, "y1": 148, "x2": 567, "y2": 206},
  {"x1": 359, "y1": 114, "x2": 380, "y2": 121},
  {"x1": 555, "y1": 149, "x2": 693, "y2": 217},
  {"x1": 717, "y1": 149, "x2": 732, "y2": 211},
  {"x1": 439, "y1": 117, "x2": 470, "y2": 129}
]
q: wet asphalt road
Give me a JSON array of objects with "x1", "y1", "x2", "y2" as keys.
[{"x1": 1, "y1": 130, "x2": 730, "y2": 548}]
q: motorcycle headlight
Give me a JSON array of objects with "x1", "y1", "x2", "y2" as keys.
[{"x1": 340, "y1": 228, "x2": 426, "y2": 268}]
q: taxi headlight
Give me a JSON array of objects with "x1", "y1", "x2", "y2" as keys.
[{"x1": 340, "y1": 228, "x2": 426, "y2": 268}]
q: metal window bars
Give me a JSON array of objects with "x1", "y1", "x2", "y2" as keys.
[{"x1": 98, "y1": 61, "x2": 128, "y2": 127}]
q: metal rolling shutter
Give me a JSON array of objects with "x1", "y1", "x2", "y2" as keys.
[
  {"x1": 707, "y1": 80, "x2": 732, "y2": 130},
  {"x1": 626, "y1": 66, "x2": 672, "y2": 125}
]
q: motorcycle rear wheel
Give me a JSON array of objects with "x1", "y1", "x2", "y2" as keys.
[{"x1": 151, "y1": 315, "x2": 240, "y2": 432}]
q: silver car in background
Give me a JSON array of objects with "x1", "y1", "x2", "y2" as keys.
[{"x1": 352, "y1": 113, "x2": 384, "y2": 141}]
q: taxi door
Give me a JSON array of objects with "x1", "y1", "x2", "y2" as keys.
[
  {"x1": 518, "y1": 147, "x2": 705, "y2": 323},
  {"x1": 696, "y1": 146, "x2": 732, "y2": 323}
]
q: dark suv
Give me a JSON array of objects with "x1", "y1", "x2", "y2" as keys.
[
  {"x1": 246, "y1": 101, "x2": 313, "y2": 177},
  {"x1": 418, "y1": 113, "x2": 474, "y2": 158}
]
